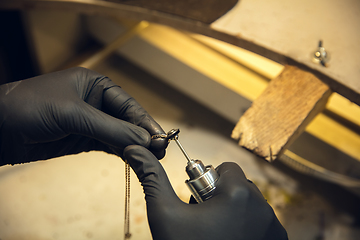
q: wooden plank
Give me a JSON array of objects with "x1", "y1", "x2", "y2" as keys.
[{"x1": 231, "y1": 65, "x2": 332, "y2": 161}]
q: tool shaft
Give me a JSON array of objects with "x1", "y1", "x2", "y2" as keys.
[{"x1": 174, "y1": 138, "x2": 192, "y2": 162}]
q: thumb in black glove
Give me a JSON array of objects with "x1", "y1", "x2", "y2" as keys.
[
  {"x1": 124, "y1": 145, "x2": 288, "y2": 240},
  {"x1": 0, "y1": 67, "x2": 168, "y2": 165}
]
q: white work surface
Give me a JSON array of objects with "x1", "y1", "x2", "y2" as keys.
[{"x1": 212, "y1": 0, "x2": 360, "y2": 100}]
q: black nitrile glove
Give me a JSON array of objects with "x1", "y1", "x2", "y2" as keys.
[
  {"x1": 0, "y1": 67, "x2": 168, "y2": 165},
  {"x1": 124, "y1": 145, "x2": 288, "y2": 240}
]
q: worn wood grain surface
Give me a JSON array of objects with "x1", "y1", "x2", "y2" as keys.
[{"x1": 232, "y1": 65, "x2": 332, "y2": 161}]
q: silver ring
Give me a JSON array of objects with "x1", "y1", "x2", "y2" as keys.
[{"x1": 151, "y1": 134, "x2": 167, "y2": 139}]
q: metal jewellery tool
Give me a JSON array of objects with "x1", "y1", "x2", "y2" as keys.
[{"x1": 153, "y1": 129, "x2": 219, "y2": 203}]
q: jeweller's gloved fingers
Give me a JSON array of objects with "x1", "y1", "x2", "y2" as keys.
[
  {"x1": 102, "y1": 85, "x2": 168, "y2": 159},
  {"x1": 0, "y1": 67, "x2": 167, "y2": 165},
  {"x1": 123, "y1": 145, "x2": 186, "y2": 240},
  {"x1": 123, "y1": 145, "x2": 288, "y2": 240},
  {"x1": 57, "y1": 100, "x2": 152, "y2": 150},
  {"x1": 213, "y1": 162, "x2": 288, "y2": 240}
]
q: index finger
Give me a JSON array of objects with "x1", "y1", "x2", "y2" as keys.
[{"x1": 101, "y1": 80, "x2": 168, "y2": 158}]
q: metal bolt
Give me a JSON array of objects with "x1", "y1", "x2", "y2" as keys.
[{"x1": 312, "y1": 40, "x2": 330, "y2": 67}]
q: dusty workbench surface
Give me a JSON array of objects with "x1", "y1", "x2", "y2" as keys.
[{"x1": 1, "y1": 0, "x2": 359, "y2": 104}]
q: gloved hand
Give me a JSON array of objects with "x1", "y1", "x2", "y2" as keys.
[
  {"x1": 124, "y1": 145, "x2": 288, "y2": 240},
  {"x1": 0, "y1": 67, "x2": 168, "y2": 165}
]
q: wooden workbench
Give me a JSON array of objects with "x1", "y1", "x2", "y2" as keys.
[{"x1": 1, "y1": 0, "x2": 359, "y2": 104}]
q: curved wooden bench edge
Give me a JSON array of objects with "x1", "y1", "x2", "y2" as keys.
[{"x1": 1, "y1": 0, "x2": 359, "y2": 105}]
